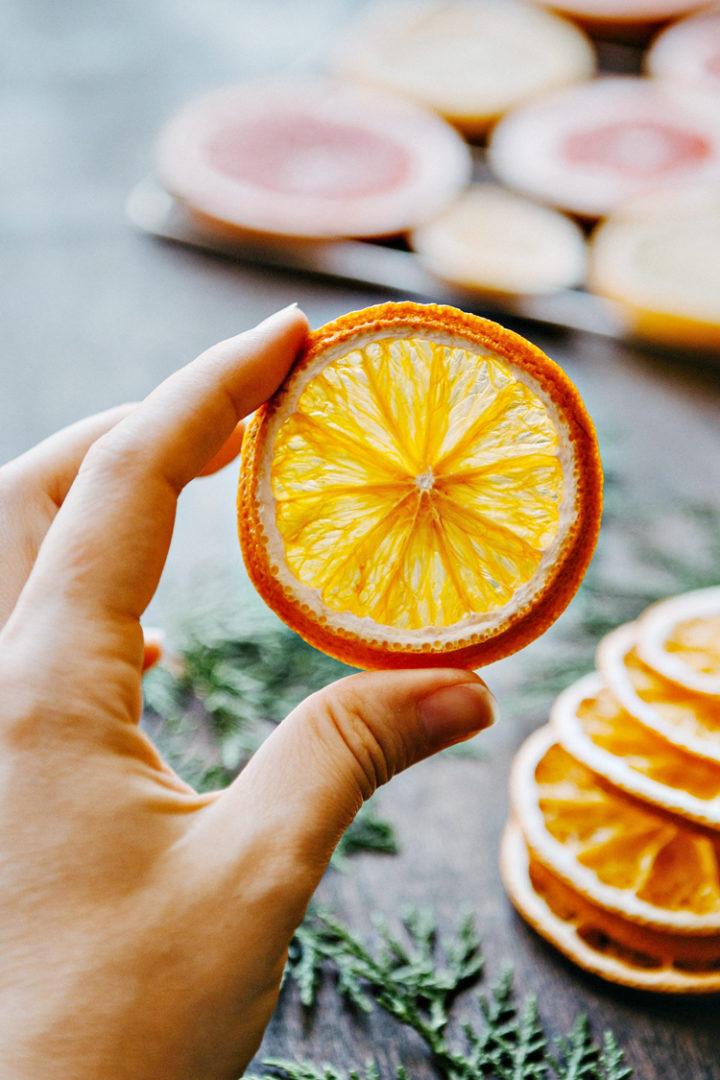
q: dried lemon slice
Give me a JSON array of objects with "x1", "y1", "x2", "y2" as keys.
[
  {"x1": 238, "y1": 302, "x2": 603, "y2": 670},
  {"x1": 637, "y1": 587, "x2": 720, "y2": 698},
  {"x1": 501, "y1": 821, "x2": 720, "y2": 994},
  {"x1": 410, "y1": 185, "x2": 587, "y2": 297},
  {"x1": 597, "y1": 622, "x2": 720, "y2": 763},
  {"x1": 332, "y1": 0, "x2": 595, "y2": 136},
  {"x1": 550, "y1": 672, "x2": 720, "y2": 829},
  {"x1": 510, "y1": 726, "x2": 720, "y2": 934}
]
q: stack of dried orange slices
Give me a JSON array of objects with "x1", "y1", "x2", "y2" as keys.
[{"x1": 502, "y1": 585, "x2": 720, "y2": 993}]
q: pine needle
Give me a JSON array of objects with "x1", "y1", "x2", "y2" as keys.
[{"x1": 276, "y1": 910, "x2": 633, "y2": 1080}]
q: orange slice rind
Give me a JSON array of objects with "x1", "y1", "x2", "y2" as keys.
[
  {"x1": 597, "y1": 622, "x2": 720, "y2": 763},
  {"x1": 510, "y1": 725, "x2": 720, "y2": 935},
  {"x1": 238, "y1": 302, "x2": 603, "y2": 670},
  {"x1": 501, "y1": 821, "x2": 720, "y2": 995},
  {"x1": 637, "y1": 587, "x2": 720, "y2": 698},
  {"x1": 550, "y1": 672, "x2": 720, "y2": 830}
]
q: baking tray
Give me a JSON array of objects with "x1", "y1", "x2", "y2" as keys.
[{"x1": 127, "y1": 177, "x2": 629, "y2": 342}]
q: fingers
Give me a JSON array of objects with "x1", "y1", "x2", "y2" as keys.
[
  {"x1": 4, "y1": 404, "x2": 136, "y2": 507},
  {"x1": 5, "y1": 305, "x2": 308, "y2": 670},
  {"x1": 0, "y1": 405, "x2": 135, "y2": 628},
  {"x1": 197, "y1": 420, "x2": 246, "y2": 477},
  {"x1": 193, "y1": 668, "x2": 497, "y2": 894}
]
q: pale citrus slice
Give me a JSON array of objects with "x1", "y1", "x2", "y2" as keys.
[
  {"x1": 526, "y1": 0, "x2": 715, "y2": 37},
  {"x1": 501, "y1": 821, "x2": 720, "y2": 994},
  {"x1": 551, "y1": 672, "x2": 720, "y2": 829},
  {"x1": 332, "y1": 0, "x2": 595, "y2": 137},
  {"x1": 637, "y1": 587, "x2": 720, "y2": 697},
  {"x1": 510, "y1": 726, "x2": 720, "y2": 935},
  {"x1": 238, "y1": 302, "x2": 603, "y2": 670},
  {"x1": 410, "y1": 185, "x2": 587, "y2": 298},
  {"x1": 588, "y1": 184, "x2": 720, "y2": 349},
  {"x1": 597, "y1": 622, "x2": 720, "y2": 763},
  {"x1": 647, "y1": 6, "x2": 720, "y2": 95},
  {"x1": 155, "y1": 79, "x2": 471, "y2": 239},
  {"x1": 487, "y1": 77, "x2": 720, "y2": 220}
]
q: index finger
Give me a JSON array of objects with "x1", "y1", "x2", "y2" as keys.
[{"x1": 7, "y1": 305, "x2": 308, "y2": 664}]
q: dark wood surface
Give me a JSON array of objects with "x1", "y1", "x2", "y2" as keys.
[{"x1": 3, "y1": 2, "x2": 720, "y2": 1077}]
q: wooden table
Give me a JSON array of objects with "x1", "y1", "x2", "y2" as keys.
[{"x1": 3, "y1": 2, "x2": 720, "y2": 1077}]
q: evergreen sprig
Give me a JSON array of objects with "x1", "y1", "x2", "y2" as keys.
[{"x1": 277, "y1": 910, "x2": 633, "y2": 1080}]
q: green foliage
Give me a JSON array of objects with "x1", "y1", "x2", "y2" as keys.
[
  {"x1": 246, "y1": 1060, "x2": 409, "y2": 1080},
  {"x1": 143, "y1": 613, "x2": 353, "y2": 782},
  {"x1": 275, "y1": 909, "x2": 633, "y2": 1080}
]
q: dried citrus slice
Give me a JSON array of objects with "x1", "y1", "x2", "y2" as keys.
[
  {"x1": 332, "y1": 0, "x2": 595, "y2": 137},
  {"x1": 155, "y1": 79, "x2": 471, "y2": 239},
  {"x1": 410, "y1": 185, "x2": 587, "y2": 297},
  {"x1": 501, "y1": 821, "x2": 720, "y2": 994},
  {"x1": 597, "y1": 623, "x2": 720, "y2": 763},
  {"x1": 487, "y1": 77, "x2": 720, "y2": 220},
  {"x1": 637, "y1": 588, "x2": 720, "y2": 698},
  {"x1": 647, "y1": 6, "x2": 720, "y2": 95},
  {"x1": 588, "y1": 184, "x2": 720, "y2": 349},
  {"x1": 551, "y1": 672, "x2": 720, "y2": 829},
  {"x1": 238, "y1": 302, "x2": 603, "y2": 670},
  {"x1": 510, "y1": 726, "x2": 720, "y2": 934}
]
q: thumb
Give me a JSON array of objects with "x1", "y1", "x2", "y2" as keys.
[{"x1": 206, "y1": 668, "x2": 497, "y2": 888}]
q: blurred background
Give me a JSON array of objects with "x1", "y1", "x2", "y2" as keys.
[{"x1": 2, "y1": 2, "x2": 720, "y2": 1077}]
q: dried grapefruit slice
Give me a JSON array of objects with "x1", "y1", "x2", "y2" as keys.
[
  {"x1": 647, "y1": 6, "x2": 720, "y2": 95},
  {"x1": 501, "y1": 821, "x2": 720, "y2": 994},
  {"x1": 155, "y1": 80, "x2": 471, "y2": 239},
  {"x1": 238, "y1": 302, "x2": 603, "y2": 670},
  {"x1": 510, "y1": 726, "x2": 720, "y2": 934},
  {"x1": 487, "y1": 77, "x2": 720, "y2": 220},
  {"x1": 598, "y1": 622, "x2": 720, "y2": 763},
  {"x1": 551, "y1": 672, "x2": 720, "y2": 829},
  {"x1": 637, "y1": 588, "x2": 720, "y2": 698},
  {"x1": 410, "y1": 185, "x2": 587, "y2": 297},
  {"x1": 332, "y1": 0, "x2": 595, "y2": 137}
]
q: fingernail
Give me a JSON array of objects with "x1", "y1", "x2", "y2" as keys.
[
  {"x1": 418, "y1": 679, "x2": 498, "y2": 751},
  {"x1": 260, "y1": 302, "x2": 299, "y2": 326}
]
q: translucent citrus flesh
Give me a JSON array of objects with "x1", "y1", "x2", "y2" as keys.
[
  {"x1": 271, "y1": 337, "x2": 563, "y2": 631},
  {"x1": 664, "y1": 615, "x2": 720, "y2": 679},
  {"x1": 616, "y1": 643, "x2": 720, "y2": 741},
  {"x1": 572, "y1": 683, "x2": 720, "y2": 804},
  {"x1": 535, "y1": 742, "x2": 720, "y2": 918},
  {"x1": 509, "y1": 830, "x2": 720, "y2": 978}
]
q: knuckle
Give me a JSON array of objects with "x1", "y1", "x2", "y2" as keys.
[{"x1": 310, "y1": 686, "x2": 392, "y2": 800}]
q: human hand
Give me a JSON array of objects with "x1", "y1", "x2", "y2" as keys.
[{"x1": 0, "y1": 305, "x2": 497, "y2": 1080}]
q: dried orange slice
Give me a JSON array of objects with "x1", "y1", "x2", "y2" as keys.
[
  {"x1": 501, "y1": 821, "x2": 720, "y2": 994},
  {"x1": 551, "y1": 672, "x2": 720, "y2": 829},
  {"x1": 510, "y1": 726, "x2": 720, "y2": 935},
  {"x1": 238, "y1": 302, "x2": 603, "y2": 670},
  {"x1": 637, "y1": 588, "x2": 720, "y2": 698},
  {"x1": 597, "y1": 622, "x2": 720, "y2": 763}
]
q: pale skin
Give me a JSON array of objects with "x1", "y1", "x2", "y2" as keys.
[{"x1": 0, "y1": 305, "x2": 496, "y2": 1080}]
